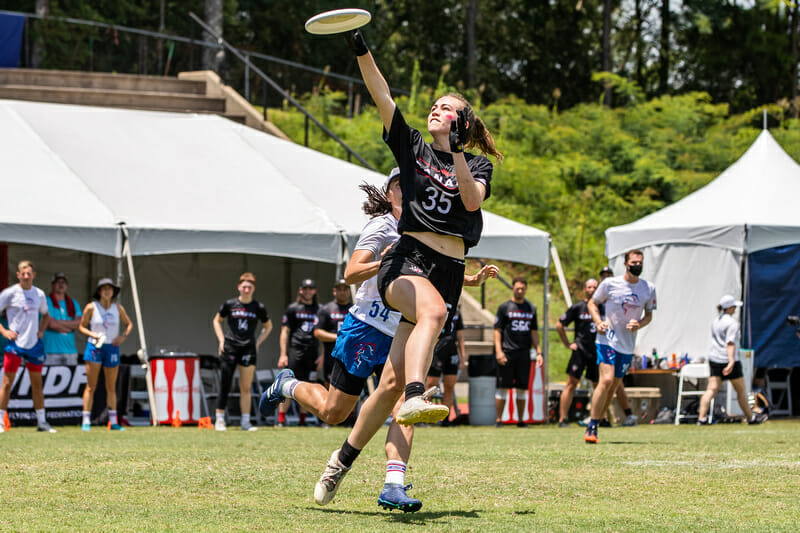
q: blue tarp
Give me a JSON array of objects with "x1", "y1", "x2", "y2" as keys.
[
  {"x1": 0, "y1": 13, "x2": 24, "y2": 68},
  {"x1": 746, "y1": 244, "x2": 800, "y2": 367}
]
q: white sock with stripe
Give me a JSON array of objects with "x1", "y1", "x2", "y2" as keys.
[{"x1": 385, "y1": 460, "x2": 406, "y2": 486}]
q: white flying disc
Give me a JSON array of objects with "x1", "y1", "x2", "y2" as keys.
[{"x1": 305, "y1": 8, "x2": 372, "y2": 35}]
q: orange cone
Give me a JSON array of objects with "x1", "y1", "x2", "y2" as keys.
[
  {"x1": 198, "y1": 416, "x2": 213, "y2": 429},
  {"x1": 3, "y1": 411, "x2": 11, "y2": 431},
  {"x1": 171, "y1": 411, "x2": 182, "y2": 427}
]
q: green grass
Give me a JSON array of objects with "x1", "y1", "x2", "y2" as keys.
[{"x1": 2, "y1": 421, "x2": 798, "y2": 531}]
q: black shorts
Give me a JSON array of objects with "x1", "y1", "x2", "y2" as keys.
[
  {"x1": 377, "y1": 235, "x2": 465, "y2": 329},
  {"x1": 428, "y1": 351, "x2": 459, "y2": 377},
  {"x1": 497, "y1": 349, "x2": 531, "y2": 390},
  {"x1": 329, "y1": 357, "x2": 385, "y2": 396},
  {"x1": 323, "y1": 351, "x2": 335, "y2": 383},
  {"x1": 566, "y1": 348, "x2": 599, "y2": 383},
  {"x1": 221, "y1": 342, "x2": 257, "y2": 367},
  {"x1": 709, "y1": 360, "x2": 744, "y2": 380},
  {"x1": 288, "y1": 347, "x2": 318, "y2": 382}
]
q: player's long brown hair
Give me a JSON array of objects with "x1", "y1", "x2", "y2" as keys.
[
  {"x1": 444, "y1": 93, "x2": 503, "y2": 163},
  {"x1": 359, "y1": 176, "x2": 399, "y2": 218}
]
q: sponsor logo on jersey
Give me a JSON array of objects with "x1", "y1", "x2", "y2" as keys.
[
  {"x1": 507, "y1": 311, "x2": 534, "y2": 320},
  {"x1": 354, "y1": 343, "x2": 377, "y2": 366},
  {"x1": 621, "y1": 293, "x2": 640, "y2": 314}
]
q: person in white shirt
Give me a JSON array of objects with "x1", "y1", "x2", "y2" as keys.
[
  {"x1": 0, "y1": 260, "x2": 55, "y2": 433},
  {"x1": 77, "y1": 278, "x2": 133, "y2": 431},
  {"x1": 585, "y1": 249, "x2": 656, "y2": 444},
  {"x1": 697, "y1": 295, "x2": 767, "y2": 425}
]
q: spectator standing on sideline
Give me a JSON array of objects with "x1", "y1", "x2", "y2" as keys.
[
  {"x1": 212, "y1": 272, "x2": 272, "y2": 431},
  {"x1": 697, "y1": 295, "x2": 767, "y2": 425},
  {"x1": 426, "y1": 305, "x2": 466, "y2": 426},
  {"x1": 43, "y1": 272, "x2": 82, "y2": 366},
  {"x1": 277, "y1": 279, "x2": 320, "y2": 427},
  {"x1": 314, "y1": 279, "x2": 352, "y2": 389},
  {"x1": 585, "y1": 250, "x2": 656, "y2": 444},
  {"x1": 494, "y1": 276, "x2": 543, "y2": 427},
  {"x1": 556, "y1": 279, "x2": 600, "y2": 427},
  {"x1": 78, "y1": 278, "x2": 133, "y2": 431},
  {"x1": 0, "y1": 261, "x2": 54, "y2": 433}
]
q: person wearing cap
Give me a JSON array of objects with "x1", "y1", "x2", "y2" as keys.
[
  {"x1": 42, "y1": 272, "x2": 82, "y2": 366},
  {"x1": 212, "y1": 272, "x2": 272, "y2": 431},
  {"x1": 698, "y1": 295, "x2": 767, "y2": 425},
  {"x1": 78, "y1": 278, "x2": 133, "y2": 431},
  {"x1": 585, "y1": 250, "x2": 657, "y2": 444},
  {"x1": 314, "y1": 279, "x2": 353, "y2": 392},
  {"x1": 277, "y1": 278, "x2": 321, "y2": 427},
  {"x1": 0, "y1": 260, "x2": 55, "y2": 433},
  {"x1": 555, "y1": 278, "x2": 600, "y2": 427}
]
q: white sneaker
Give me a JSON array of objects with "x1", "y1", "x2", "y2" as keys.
[
  {"x1": 241, "y1": 420, "x2": 257, "y2": 431},
  {"x1": 314, "y1": 449, "x2": 351, "y2": 505},
  {"x1": 214, "y1": 418, "x2": 227, "y2": 431},
  {"x1": 37, "y1": 422, "x2": 57, "y2": 433},
  {"x1": 396, "y1": 395, "x2": 449, "y2": 426},
  {"x1": 622, "y1": 414, "x2": 639, "y2": 427}
]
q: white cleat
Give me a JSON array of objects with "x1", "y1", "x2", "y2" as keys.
[
  {"x1": 314, "y1": 449, "x2": 351, "y2": 506},
  {"x1": 214, "y1": 418, "x2": 227, "y2": 431},
  {"x1": 621, "y1": 414, "x2": 639, "y2": 427},
  {"x1": 396, "y1": 394, "x2": 449, "y2": 426}
]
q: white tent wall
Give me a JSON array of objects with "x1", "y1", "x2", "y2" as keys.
[{"x1": 609, "y1": 244, "x2": 742, "y2": 358}]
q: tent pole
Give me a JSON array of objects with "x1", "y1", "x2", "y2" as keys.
[
  {"x1": 121, "y1": 228, "x2": 159, "y2": 426},
  {"x1": 550, "y1": 244, "x2": 572, "y2": 308},
  {"x1": 543, "y1": 240, "x2": 551, "y2": 416}
]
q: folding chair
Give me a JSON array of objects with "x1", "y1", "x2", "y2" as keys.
[
  {"x1": 765, "y1": 368, "x2": 793, "y2": 416},
  {"x1": 675, "y1": 363, "x2": 713, "y2": 425}
]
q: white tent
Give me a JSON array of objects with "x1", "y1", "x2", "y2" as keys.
[
  {"x1": 1, "y1": 99, "x2": 551, "y2": 359},
  {"x1": 605, "y1": 130, "x2": 800, "y2": 362}
]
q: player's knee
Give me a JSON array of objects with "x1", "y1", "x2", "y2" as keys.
[{"x1": 321, "y1": 406, "x2": 350, "y2": 425}]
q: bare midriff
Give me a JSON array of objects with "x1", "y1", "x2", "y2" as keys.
[{"x1": 405, "y1": 231, "x2": 465, "y2": 260}]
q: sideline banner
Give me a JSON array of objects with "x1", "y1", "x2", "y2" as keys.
[{"x1": 7, "y1": 365, "x2": 87, "y2": 425}]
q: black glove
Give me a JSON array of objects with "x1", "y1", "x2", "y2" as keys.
[
  {"x1": 449, "y1": 108, "x2": 468, "y2": 153},
  {"x1": 345, "y1": 29, "x2": 369, "y2": 57}
]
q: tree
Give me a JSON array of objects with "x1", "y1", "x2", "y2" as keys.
[{"x1": 203, "y1": 0, "x2": 223, "y2": 73}]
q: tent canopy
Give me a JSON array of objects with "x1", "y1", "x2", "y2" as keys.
[
  {"x1": 604, "y1": 130, "x2": 800, "y2": 366},
  {"x1": 1, "y1": 99, "x2": 550, "y2": 267}
]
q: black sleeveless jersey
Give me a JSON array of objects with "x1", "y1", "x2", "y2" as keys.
[{"x1": 383, "y1": 106, "x2": 493, "y2": 251}]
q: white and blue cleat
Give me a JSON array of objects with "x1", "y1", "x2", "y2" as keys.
[
  {"x1": 258, "y1": 369, "x2": 294, "y2": 418},
  {"x1": 377, "y1": 483, "x2": 422, "y2": 513}
]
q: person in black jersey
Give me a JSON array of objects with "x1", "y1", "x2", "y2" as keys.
[
  {"x1": 555, "y1": 279, "x2": 600, "y2": 427},
  {"x1": 494, "y1": 276, "x2": 543, "y2": 427},
  {"x1": 277, "y1": 278, "x2": 320, "y2": 427},
  {"x1": 343, "y1": 28, "x2": 503, "y2": 428},
  {"x1": 212, "y1": 272, "x2": 272, "y2": 431},
  {"x1": 425, "y1": 305, "x2": 466, "y2": 426},
  {"x1": 314, "y1": 279, "x2": 352, "y2": 390}
]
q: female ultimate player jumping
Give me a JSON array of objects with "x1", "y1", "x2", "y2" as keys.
[
  {"x1": 346, "y1": 28, "x2": 502, "y2": 426},
  {"x1": 261, "y1": 169, "x2": 496, "y2": 511}
]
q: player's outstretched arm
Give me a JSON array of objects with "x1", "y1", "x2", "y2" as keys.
[{"x1": 345, "y1": 30, "x2": 395, "y2": 132}]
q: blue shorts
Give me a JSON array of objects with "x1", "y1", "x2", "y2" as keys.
[
  {"x1": 5, "y1": 339, "x2": 46, "y2": 365},
  {"x1": 83, "y1": 343, "x2": 120, "y2": 368},
  {"x1": 596, "y1": 344, "x2": 633, "y2": 378},
  {"x1": 332, "y1": 314, "x2": 393, "y2": 379}
]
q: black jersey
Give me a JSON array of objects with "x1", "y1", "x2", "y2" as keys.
[
  {"x1": 282, "y1": 302, "x2": 320, "y2": 353},
  {"x1": 434, "y1": 308, "x2": 464, "y2": 356},
  {"x1": 315, "y1": 300, "x2": 350, "y2": 358},
  {"x1": 494, "y1": 299, "x2": 538, "y2": 353},
  {"x1": 558, "y1": 300, "x2": 604, "y2": 356},
  {"x1": 384, "y1": 106, "x2": 493, "y2": 251},
  {"x1": 218, "y1": 298, "x2": 269, "y2": 348}
]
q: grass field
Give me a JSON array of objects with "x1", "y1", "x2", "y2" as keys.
[{"x1": 2, "y1": 420, "x2": 798, "y2": 531}]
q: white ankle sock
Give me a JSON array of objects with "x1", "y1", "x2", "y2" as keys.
[
  {"x1": 241, "y1": 413, "x2": 251, "y2": 425},
  {"x1": 82, "y1": 411, "x2": 91, "y2": 425},
  {"x1": 109, "y1": 410, "x2": 118, "y2": 425},
  {"x1": 281, "y1": 378, "x2": 299, "y2": 399},
  {"x1": 36, "y1": 408, "x2": 46, "y2": 425},
  {"x1": 385, "y1": 460, "x2": 406, "y2": 485}
]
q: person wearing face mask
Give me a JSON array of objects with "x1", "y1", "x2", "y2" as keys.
[{"x1": 584, "y1": 250, "x2": 656, "y2": 444}]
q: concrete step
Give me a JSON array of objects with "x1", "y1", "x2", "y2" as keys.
[
  {"x1": 465, "y1": 340, "x2": 494, "y2": 357},
  {"x1": 0, "y1": 85, "x2": 226, "y2": 113},
  {"x1": 0, "y1": 68, "x2": 206, "y2": 95}
]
